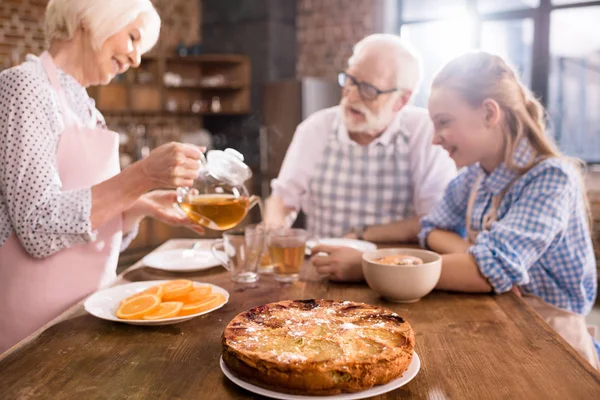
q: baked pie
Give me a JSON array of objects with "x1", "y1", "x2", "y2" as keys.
[{"x1": 222, "y1": 299, "x2": 415, "y2": 395}]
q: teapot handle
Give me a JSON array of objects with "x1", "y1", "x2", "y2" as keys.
[
  {"x1": 176, "y1": 186, "x2": 188, "y2": 198},
  {"x1": 248, "y1": 195, "x2": 261, "y2": 211},
  {"x1": 211, "y1": 240, "x2": 231, "y2": 272},
  {"x1": 198, "y1": 151, "x2": 207, "y2": 176}
]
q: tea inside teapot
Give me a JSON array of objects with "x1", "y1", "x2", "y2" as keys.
[
  {"x1": 179, "y1": 194, "x2": 253, "y2": 230},
  {"x1": 176, "y1": 149, "x2": 259, "y2": 230}
]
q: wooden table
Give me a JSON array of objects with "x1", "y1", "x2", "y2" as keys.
[{"x1": 1, "y1": 239, "x2": 600, "y2": 399}]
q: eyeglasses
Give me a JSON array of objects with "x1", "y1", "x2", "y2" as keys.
[{"x1": 337, "y1": 72, "x2": 397, "y2": 101}]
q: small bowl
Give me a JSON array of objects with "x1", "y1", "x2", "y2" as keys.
[{"x1": 362, "y1": 248, "x2": 442, "y2": 303}]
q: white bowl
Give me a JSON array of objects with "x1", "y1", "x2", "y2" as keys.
[
  {"x1": 305, "y1": 238, "x2": 377, "y2": 256},
  {"x1": 362, "y1": 248, "x2": 441, "y2": 303}
]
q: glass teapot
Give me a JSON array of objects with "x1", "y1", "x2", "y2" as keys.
[{"x1": 176, "y1": 148, "x2": 259, "y2": 230}]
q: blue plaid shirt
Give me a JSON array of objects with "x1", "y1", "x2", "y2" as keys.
[{"x1": 419, "y1": 143, "x2": 597, "y2": 317}]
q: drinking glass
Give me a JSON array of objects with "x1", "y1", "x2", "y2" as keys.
[
  {"x1": 245, "y1": 224, "x2": 274, "y2": 274},
  {"x1": 211, "y1": 230, "x2": 263, "y2": 283},
  {"x1": 267, "y1": 228, "x2": 308, "y2": 283}
]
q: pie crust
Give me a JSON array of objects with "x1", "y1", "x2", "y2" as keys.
[{"x1": 222, "y1": 299, "x2": 415, "y2": 395}]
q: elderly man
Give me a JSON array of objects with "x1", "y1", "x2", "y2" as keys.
[{"x1": 264, "y1": 34, "x2": 456, "y2": 281}]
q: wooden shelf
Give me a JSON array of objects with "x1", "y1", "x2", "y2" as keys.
[
  {"x1": 166, "y1": 110, "x2": 249, "y2": 116},
  {"x1": 197, "y1": 111, "x2": 248, "y2": 116},
  {"x1": 106, "y1": 54, "x2": 252, "y2": 264},
  {"x1": 90, "y1": 54, "x2": 251, "y2": 117},
  {"x1": 141, "y1": 54, "x2": 160, "y2": 61},
  {"x1": 108, "y1": 82, "x2": 161, "y2": 89},
  {"x1": 165, "y1": 83, "x2": 246, "y2": 90},
  {"x1": 164, "y1": 54, "x2": 249, "y2": 63},
  {"x1": 100, "y1": 109, "x2": 249, "y2": 117}
]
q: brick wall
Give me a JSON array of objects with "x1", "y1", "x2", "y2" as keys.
[
  {"x1": 0, "y1": 0, "x2": 47, "y2": 69},
  {"x1": 201, "y1": 0, "x2": 297, "y2": 173},
  {"x1": 0, "y1": 0, "x2": 200, "y2": 67},
  {"x1": 296, "y1": 0, "x2": 377, "y2": 79},
  {"x1": 151, "y1": 0, "x2": 201, "y2": 55},
  {"x1": 0, "y1": 0, "x2": 203, "y2": 143}
]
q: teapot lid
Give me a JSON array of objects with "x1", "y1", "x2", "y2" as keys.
[{"x1": 205, "y1": 148, "x2": 252, "y2": 186}]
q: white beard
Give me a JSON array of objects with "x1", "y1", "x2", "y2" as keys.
[{"x1": 341, "y1": 95, "x2": 397, "y2": 136}]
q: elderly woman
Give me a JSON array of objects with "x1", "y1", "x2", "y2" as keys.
[{"x1": 0, "y1": 0, "x2": 203, "y2": 352}]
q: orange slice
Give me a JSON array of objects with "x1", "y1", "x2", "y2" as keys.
[
  {"x1": 116, "y1": 294, "x2": 161, "y2": 320},
  {"x1": 178, "y1": 293, "x2": 226, "y2": 316},
  {"x1": 122, "y1": 285, "x2": 164, "y2": 304},
  {"x1": 162, "y1": 280, "x2": 194, "y2": 301},
  {"x1": 142, "y1": 302, "x2": 184, "y2": 320},
  {"x1": 169, "y1": 286, "x2": 212, "y2": 304}
]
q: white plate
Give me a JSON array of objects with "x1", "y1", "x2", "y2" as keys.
[
  {"x1": 84, "y1": 280, "x2": 229, "y2": 326},
  {"x1": 306, "y1": 238, "x2": 377, "y2": 256},
  {"x1": 220, "y1": 352, "x2": 420, "y2": 399},
  {"x1": 142, "y1": 249, "x2": 225, "y2": 272}
]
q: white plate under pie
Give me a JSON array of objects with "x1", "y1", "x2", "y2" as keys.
[
  {"x1": 142, "y1": 249, "x2": 225, "y2": 272},
  {"x1": 220, "y1": 352, "x2": 420, "y2": 400},
  {"x1": 84, "y1": 280, "x2": 229, "y2": 326},
  {"x1": 305, "y1": 238, "x2": 377, "y2": 256}
]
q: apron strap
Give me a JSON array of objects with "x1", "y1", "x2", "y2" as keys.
[
  {"x1": 39, "y1": 52, "x2": 80, "y2": 128},
  {"x1": 465, "y1": 172, "x2": 520, "y2": 243},
  {"x1": 465, "y1": 174, "x2": 484, "y2": 243},
  {"x1": 467, "y1": 154, "x2": 547, "y2": 240}
]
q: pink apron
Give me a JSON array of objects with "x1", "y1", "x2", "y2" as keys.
[
  {"x1": 466, "y1": 174, "x2": 600, "y2": 368},
  {"x1": 0, "y1": 52, "x2": 122, "y2": 353}
]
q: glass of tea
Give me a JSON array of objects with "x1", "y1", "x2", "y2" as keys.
[
  {"x1": 245, "y1": 224, "x2": 274, "y2": 274},
  {"x1": 267, "y1": 228, "x2": 308, "y2": 283},
  {"x1": 176, "y1": 148, "x2": 261, "y2": 231},
  {"x1": 211, "y1": 230, "x2": 263, "y2": 283}
]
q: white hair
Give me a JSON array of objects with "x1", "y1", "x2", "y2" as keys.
[
  {"x1": 45, "y1": 0, "x2": 161, "y2": 54},
  {"x1": 348, "y1": 34, "x2": 422, "y2": 93}
]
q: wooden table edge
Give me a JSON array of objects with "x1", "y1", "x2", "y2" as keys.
[
  {"x1": 495, "y1": 292, "x2": 600, "y2": 379},
  {"x1": 2, "y1": 238, "x2": 599, "y2": 382},
  {"x1": 0, "y1": 239, "x2": 185, "y2": 361}
]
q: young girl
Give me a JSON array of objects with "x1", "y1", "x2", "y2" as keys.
[{"x1": 419, "y1": 51, "x2": 599, "y2": 367}]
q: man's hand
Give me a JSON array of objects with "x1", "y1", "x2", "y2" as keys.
[
  {"x1": 264, "y1": 195, "x2": 297, "y2": 230},
  {"x1": 310, "y1": 245, "x2": 365, "y2": 282}
]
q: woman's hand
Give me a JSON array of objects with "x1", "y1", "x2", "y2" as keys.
[
  {"x1": 123, "y1": 190, "x2": 204, "y2": 234},
  {"x1": 136, "y1": 142, "x2": 205, "y2": 189},
  {"x1": 310, "y1": 245, "x2": 365, "y2": 282}
]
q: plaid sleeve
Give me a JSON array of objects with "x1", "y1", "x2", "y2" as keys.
[
  {"x1": 418, "y1": 167, "x2": 475, "y2": 248},
  {"x1": 468, "y1": 164, "x2": 572, "y2": 293}
]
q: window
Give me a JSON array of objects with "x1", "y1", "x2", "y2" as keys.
[
  {"x1": 480, "y1": 19, "x2": 534, "y2": 88},
  {"x1": 401, "y1": 19, "x2": 475, "y2": 106},
  {"x1": 398, "y1": 0, "x2": 600, "y2": 163},
  {"x1": 552, "y1": 0, "x2": 595, "y2": 4},
  {"x1": 548, "y1": 6, "x2": 600, "y2": 162},
  {"x1": 401, "y1": 0, "x2": 468, "y2": 21},
  {"x1": 477, "y1": 0, "x2": 540, "y2": 13}
]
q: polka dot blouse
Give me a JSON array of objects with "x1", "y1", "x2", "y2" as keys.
[{"x1": 0, "y1": 54, "x2": 133, "y2": 259}]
